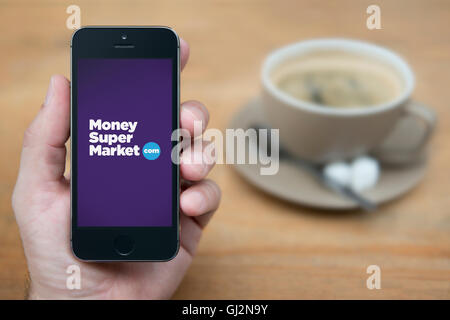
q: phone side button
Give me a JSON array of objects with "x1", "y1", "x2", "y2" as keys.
[{"x1": 113, "y1": 235, "x2": 135, "y2": 256}]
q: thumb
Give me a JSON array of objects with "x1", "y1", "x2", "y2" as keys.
[{"x1": 18, "y1": 75, "x2": 70, "y2": 185}]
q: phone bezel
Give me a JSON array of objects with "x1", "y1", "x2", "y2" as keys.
[{"x1": 70, "y1": 27, "x2": 180, "y2": 261}]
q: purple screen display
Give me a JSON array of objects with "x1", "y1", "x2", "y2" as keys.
[{"x1": 77, "y1": 58, "x2": 173, "y2": 227}]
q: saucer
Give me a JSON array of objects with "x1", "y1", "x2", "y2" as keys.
[{"x1": 229, "y1": 98, "x2": 428, "y2": 210}]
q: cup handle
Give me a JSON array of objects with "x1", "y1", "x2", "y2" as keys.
[{"x1": 373, "y1": 100, "x2": 436, "y2": 165}]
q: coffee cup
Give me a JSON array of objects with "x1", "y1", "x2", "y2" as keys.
[{"x1": 261, "y1": 38, "x2": 435, "y2": 164}]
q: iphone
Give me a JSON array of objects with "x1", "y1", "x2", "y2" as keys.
[{"x1": 71, "y1": 27, "x2": 180, "y2": 261}]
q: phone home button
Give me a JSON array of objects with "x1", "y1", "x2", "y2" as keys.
[{"x1": 113, "y1": 235, "x2": 135, "y2": 256}]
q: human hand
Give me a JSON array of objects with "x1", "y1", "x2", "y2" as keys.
[{"x1": 12, "y1": 39, "x2": 221, "y2": 299}]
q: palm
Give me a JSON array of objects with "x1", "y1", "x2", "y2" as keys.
[{"x1": 18, "y1": 177, "x2": 198, "y2": 299}]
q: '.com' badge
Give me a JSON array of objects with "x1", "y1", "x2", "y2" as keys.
[{"x1": 142, "y1": 142, "x2": 161, "y2": 160}]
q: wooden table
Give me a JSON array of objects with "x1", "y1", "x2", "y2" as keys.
[{"x1": 0, "y1": 0, "x2": 449, "y2": 299}]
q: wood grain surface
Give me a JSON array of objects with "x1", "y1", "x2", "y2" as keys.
[{"x1": 0, "y1": 0, "x2": 449, "y2": 299}]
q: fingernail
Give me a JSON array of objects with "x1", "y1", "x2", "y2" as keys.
[{"x1": 44, "y1": 76, "x2": 55, "y2": 106}]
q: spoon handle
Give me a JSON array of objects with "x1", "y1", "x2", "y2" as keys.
[
  {"x1": 287, "y1": 155, "x2": 377, "y2": 212},
  {"x1": 321, "y1": 175, "x2": 377, "y2": 212}
]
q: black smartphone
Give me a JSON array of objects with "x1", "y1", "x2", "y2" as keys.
[{"x1": 71, "y1": 27, "x2": 180, "y2": 261}]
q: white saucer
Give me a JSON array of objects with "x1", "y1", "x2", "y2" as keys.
[{"x1": 229, "y1": 98, "x2": 428, "y2": 210}]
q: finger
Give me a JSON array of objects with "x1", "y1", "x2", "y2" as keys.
[
  {"x1": 24, "y1": 75, "x2": 70, "y2": 149},
  {"x1": 180, "y1": 100, "x2": 209, "y2": 138},
  {"x1": 18, "y1": 75, "x2": 70, "y2": 184},
  {"x1": 180, "y1": 140, "x2": 216, "y2": 181},
  {"x1": 180, "y1": 179, "x2": 221, "y2": 228},
  {"x1": 180, "y1": 37, "x2": 189, "y2": 71}
]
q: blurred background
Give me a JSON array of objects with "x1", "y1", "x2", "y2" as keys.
[{"x1": 0, "y1": 0, "x2": 449, "y2": 299}]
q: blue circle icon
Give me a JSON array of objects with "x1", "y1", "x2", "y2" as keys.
[{"x1": 142, "y1": 142, "x2": 161, "y2": 160}]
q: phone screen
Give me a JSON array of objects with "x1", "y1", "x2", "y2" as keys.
[{"x1": 76, "y1": 58, "x2": 173, "y2": 227}]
